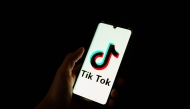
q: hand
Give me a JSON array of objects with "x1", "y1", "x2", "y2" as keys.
[{"x1": 35, "y1": 47, "x2": 125, "y2": 109}]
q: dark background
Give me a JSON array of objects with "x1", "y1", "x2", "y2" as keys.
[{"x1": 2, "y1": 1, "x2": 184, "y2": 109}]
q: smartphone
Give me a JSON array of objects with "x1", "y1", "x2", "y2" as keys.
[{"x1": 73, "y1": 22, "x2": 132, "y2": 107}]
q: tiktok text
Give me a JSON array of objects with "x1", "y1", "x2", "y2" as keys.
[{"x1": 81, "y1": 70, "x2": 111, "y2": 86}]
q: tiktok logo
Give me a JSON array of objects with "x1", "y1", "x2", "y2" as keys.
[{"x1": 90, "y1": 43, "x2": 119, "y2": 70}]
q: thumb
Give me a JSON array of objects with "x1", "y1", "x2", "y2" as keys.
[{"x1": 57, "y1": 47, "x2": 84, "y2": 75}]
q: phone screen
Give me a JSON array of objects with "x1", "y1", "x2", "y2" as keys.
[{"x1": 73, "y1": 23, "x2": 131, "y2": 105}]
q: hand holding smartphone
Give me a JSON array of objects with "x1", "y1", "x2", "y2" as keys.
[{"x1": 73, "y1": 22, "x2": 132, "y2": 107}]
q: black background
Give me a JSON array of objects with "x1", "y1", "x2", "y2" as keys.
[{"x1": 2, "y1": 1, "x2": 184, "y2": 109}]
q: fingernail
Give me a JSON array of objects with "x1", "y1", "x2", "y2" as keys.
[{"x1": 76, "y1": 47, "x2": 84, "y2": 52}]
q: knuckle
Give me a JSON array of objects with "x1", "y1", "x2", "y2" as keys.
[
  {"x1": 66, "y1": 53, "x2": 73, "y2": 58},
  {"x1": 66, "y1": 53, "x2": 72, "y2": 56}
]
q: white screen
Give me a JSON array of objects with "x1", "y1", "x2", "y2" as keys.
[{"x1": 73, "y1": 23, "x2": 131, "y2": 105}]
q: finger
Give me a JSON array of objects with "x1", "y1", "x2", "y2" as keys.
[
  {"x1": 57, "y1": 47, "x2": 84, "y2": 75},
  {"x1": 116, "y1": 77, "x2": 125, "y2": 87},
  {"x1": 72, "y1": 63, "x2": 82, "y2": 80},
  {"x1": 108, "y1": 99, "x2": 115, "y2": 108},
  {"x1": 111, "y1": 89, "x2": 118, "y2": 98}
]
